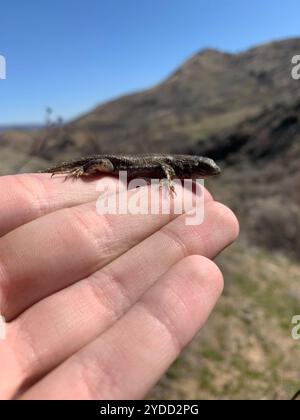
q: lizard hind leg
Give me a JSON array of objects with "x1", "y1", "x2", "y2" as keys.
[
  {"x1": 45, "y1": 164, "x2": 85, "y2": 180},
  {"x1": 63, "y1": 167, "x2": 85, "y2": 181},
  {"x1": 82, "y1": 158, "x2": 115, "y2": 175},
  {"x1": 45, "y1": 158, "x2": 114, "y2": 180}
]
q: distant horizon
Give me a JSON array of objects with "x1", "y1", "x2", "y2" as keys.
[
  {"x1": 1, "y1": 0, "x2": 300, "y2": 124},
  {"x1": 0, "y1": 123, "x2": 42, "y2": 130}
]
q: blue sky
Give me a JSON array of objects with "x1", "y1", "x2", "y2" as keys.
[{"x1": 0, "y1": 0, "x2": 299, "y2": 124}]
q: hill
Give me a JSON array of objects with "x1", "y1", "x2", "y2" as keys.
[
  {"x1": 68, "y1": 38, "x2": 300, "y2": 153},
  {"x1": 2, "y1": 37, "x2": 300, "y2": 167}
]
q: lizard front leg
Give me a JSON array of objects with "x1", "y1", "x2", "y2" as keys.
[{"x1": 160, "y1": 164, "x2": 177, "y2": 196}]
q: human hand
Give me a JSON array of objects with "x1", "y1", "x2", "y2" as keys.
[{"x1": 0, "y1": 173, "x2": 238, "y2": 399}]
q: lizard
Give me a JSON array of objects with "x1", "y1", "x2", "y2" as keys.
[{"x1": 42, "y1": 154, "x2": 221, "y2": 194}]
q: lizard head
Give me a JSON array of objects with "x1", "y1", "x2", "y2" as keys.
[{"x1": 192, "y1": 156, "x2": 221, "y2": 178}]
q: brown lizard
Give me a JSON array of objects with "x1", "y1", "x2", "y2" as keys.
[{"x1": 42, "y1": 154, "x2": 221, "y2": 194}]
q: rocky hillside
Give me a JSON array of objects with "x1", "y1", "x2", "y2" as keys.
[
  {"x1": 69, "y1": 38, "x2": 300, "y2": 153},
  {"x1": 198, "y1": 99, "x2": 300, "y2": 258}
]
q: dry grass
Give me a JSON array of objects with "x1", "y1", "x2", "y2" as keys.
[{"x1": 149, "y1": 243, "x2": 300, "y2": 400}]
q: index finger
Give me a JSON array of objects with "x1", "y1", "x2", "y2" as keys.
[
  {"x1": 0, "y1": 173, "x2": 213, "y2": 237},
  {"x1": 0, "y1": 173, "x2": 120, "y2": 237}
]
